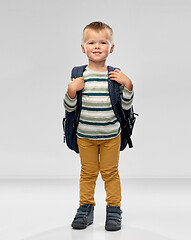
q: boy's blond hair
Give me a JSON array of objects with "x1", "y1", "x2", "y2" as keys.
[{"x1": 82, "y1": 21, "x2": 114, "y2": 45}]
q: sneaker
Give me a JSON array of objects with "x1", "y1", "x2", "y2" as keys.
[
  {"x1": 105, "y1": 205, "x2": 122, "y2": 231},
  {"x1": 71, "y1": 203, "x2": 94, "y2": 229}
]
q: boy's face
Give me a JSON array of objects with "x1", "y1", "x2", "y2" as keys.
[{"x1": 81, "y1": 29, "x2": 114, "y2": 63}]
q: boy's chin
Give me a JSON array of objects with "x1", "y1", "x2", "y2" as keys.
[{"x1": 88, "y1": 56, "x2": 108, "y2": 62}]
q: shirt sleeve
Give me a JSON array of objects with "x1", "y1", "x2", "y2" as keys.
[
  {"x1": 63, "y1": 79, "x2": 77, "y2": 112},
  {"x1": 120, "y1": 84, "x2": 134, "y2": 110}
]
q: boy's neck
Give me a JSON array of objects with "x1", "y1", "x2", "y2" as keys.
[{"x1": 87, "y1": 61, "x2": 107, "y2": 72}]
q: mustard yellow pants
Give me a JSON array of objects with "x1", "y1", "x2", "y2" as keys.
[{"x1": 77, "y1": 134, "x2": 121, "y2": 207}]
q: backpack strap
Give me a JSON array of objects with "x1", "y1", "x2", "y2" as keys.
[
  {"x1": 107, "y1": 66, "x2": 122, "y2": 121},
  {"x1": 70, "y1": 65, "x2": 87, "y2": 125},
  {"x1": 71, "y1": 65, "x2": 87, "y2": 79},
  {"x1": 107, "y1": 66, "x2": 133, "y2": 148}
]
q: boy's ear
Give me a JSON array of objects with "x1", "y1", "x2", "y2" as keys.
[
  {"x1": 110, "y1": 44, "x2": 115, "y2": 54},
  {"x1": 81, "y1": 44, "x2": 86, "y2": 54}
]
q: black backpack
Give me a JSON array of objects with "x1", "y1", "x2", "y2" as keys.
[{"x1": 63, "y1": 64, "x2": 138, "y2": 153}]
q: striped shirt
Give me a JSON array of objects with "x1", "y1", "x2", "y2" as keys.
[{"x1": 64, "y1": 66, "x2": 134, "y2": 140}]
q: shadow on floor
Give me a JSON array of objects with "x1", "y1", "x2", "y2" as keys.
[{"x1": 22, "y1": 224, "x2": 173, "y2": 240}]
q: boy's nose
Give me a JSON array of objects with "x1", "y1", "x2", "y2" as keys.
[{"x1": 95, "y1": 43, "x2": 100, "y2": 48}]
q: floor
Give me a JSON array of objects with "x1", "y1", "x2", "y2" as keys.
[{"x1": 0, "y1": 178, "x2": 190, "y2": 240}]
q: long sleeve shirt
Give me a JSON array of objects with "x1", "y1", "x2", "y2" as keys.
[{"x1": 64, "y1": 66, "x2": 134, "y2": 140}]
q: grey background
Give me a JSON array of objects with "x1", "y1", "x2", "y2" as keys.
[{"x1": 0, "y1": 0, "x2": 190, "y2": 179}]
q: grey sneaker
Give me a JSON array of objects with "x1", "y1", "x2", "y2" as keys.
[
  {"x1": 71, "y1": 203, "x2": 94, "y2": 229},
  {"x1": 105, "y1": 205, "x2": 122, "y2": 231}
]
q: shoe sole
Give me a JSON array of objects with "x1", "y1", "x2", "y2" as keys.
[
  {"x1": 72, "y1": 221, "x2": 93, "y2": 229},
  {"x1": 105, "y1": 225, "x2": 121, "y2": 231}
]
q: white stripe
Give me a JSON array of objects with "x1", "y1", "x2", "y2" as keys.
[
  {"x1": 80, "y1": 110, "x2": 115, "y2": 118},
  {"x1": 78, "y1": 122, "x2": 120, "y2": 131},
  {"x1": 84, "y1": 81, "x2": 108, "y2": 87},
  {"x1": 77, "y1": 124, "x2": 120, "y2": 135},
  {"x1": 123, "y1": 87, "x2": 134, "y2": 99},
  {"x1": 65, "y1": 93, "x2": 77, "y2": 106},
  {"x1": 122, "y1": 99, "x2": 133, "y2": 110},
  {"x1": 82, "y1": 95, "x2": 111, "y2": 103},
  {"x1": 64, "y1": 104, "x2": 76, "y2": 112}
]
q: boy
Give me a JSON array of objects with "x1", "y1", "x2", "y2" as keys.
[{"x1": 64, "y1": 21, "x2": 134, "y2": 231}]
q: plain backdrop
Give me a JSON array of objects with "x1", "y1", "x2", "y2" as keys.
[{"x1": 0, "y1": 0, "x2": 190, "y2": 179}]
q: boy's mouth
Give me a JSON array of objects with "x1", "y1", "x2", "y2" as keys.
[{"x1": 93, "y1": 51, "x2": 102, "y2": 55}]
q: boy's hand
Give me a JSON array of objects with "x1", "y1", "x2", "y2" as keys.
[
  {"x1": 67, "y1": 77, "x2": 85, "y2": 99},
  {"x1": 109, "y1": 69, "x2": 133, "y2": 91},
  {"x1": 71, "y1": 77, "x2": 85, "y2": 91}
]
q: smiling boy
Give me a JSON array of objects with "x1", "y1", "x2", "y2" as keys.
[{"x1": 64, "y1": 21, "x2": 134, "y2": 231}]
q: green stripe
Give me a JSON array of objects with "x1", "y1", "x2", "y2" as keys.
[
  {"x1": 82, "y1": 106, "x2": 113, "y2": 111},
  {"x1": 84, "y1": 78, "x2": 108, "y2": 82},
  {"x1": 64, "y1": 100, "x2": 76, "y2": 108},
  {"x1": 83, "y1": 93, "x2": 109, "y2": 96},
  {"x1": 122, "y1": 94, "x2": 134, "y2": 102},
  {"x1": 79, "y1": 119, "x2": 118, "y2": 126},
  {"x1": 80, "y1": 115, "x2": 117, "y2": 122}
]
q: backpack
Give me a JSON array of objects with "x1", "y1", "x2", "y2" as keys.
[{"x1": 62, "y1": 64, "x2": 138, "y2": 153}]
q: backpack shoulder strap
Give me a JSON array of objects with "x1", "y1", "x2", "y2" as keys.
[
  {"x1": 108, "y1": 65, "x2": 133, "y2": 148},
  {"x1": 107, "y1": 65, "x2": 122, "y2": 119},
  {"x1": 70, "y1": 64, "x2": 87, "y2": 124},
  {"x1": 71, "y1": 65, "x2": 87, "y2": 79}
]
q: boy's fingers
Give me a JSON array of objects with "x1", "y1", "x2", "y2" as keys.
[
  {"x1": 109, "y1": 72, "x2": 114, "y2": 75},
  {"x1": 109, "y1": 72, "x2": 116, "y2": 77}
]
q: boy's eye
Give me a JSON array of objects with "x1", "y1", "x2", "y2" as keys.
[{"x1": 88, "y1": 42, "x2": 107, "y2": 44}]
